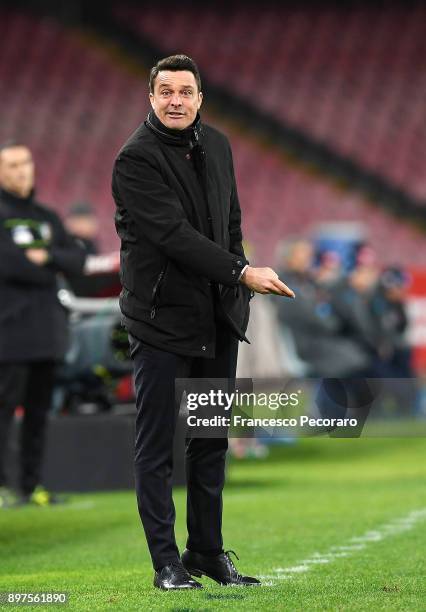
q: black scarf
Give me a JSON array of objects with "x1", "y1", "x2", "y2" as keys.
[{"x1": 145, "y1": 110, "x2": 207, "y2": 186}]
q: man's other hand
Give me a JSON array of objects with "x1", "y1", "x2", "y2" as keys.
[
  {"x1": 25, "y1": 248, "x2": 49, "y2": 266},
  {"x1": 240, "y1": 266, "x2": 295, "y2": 298}
]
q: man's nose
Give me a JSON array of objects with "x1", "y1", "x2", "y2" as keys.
[{"x1": 170, "y1": 93, "x2": 182, "y2": 106}]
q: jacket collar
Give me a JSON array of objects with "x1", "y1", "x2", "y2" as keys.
[{"x1": 145, "y1": 110, "x2": 203, "y2": 147}]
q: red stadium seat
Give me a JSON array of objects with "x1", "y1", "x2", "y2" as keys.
[{"x1": 0, "y1": 8, "x2": 424, "y2": 265}]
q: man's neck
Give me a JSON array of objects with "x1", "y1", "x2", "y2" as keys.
[
  {"x1": 146, "y1": 110, "x2": 201, "y2": 146},
  {"x1": 0, "y1": 186, "x2": 33, "y2": 203},
  {"x1": 151, "y1": 110, "x2": 198, "y2": 132}
]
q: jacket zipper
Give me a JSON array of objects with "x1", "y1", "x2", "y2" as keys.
[{"x1": 150, "y1": 263, "x2": 168, "y2": 319}]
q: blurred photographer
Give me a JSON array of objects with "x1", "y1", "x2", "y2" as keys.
[
  {"x1": 371, "y1": 266, "x2": 413, "y2": 378},
  {"x1": 0, "y1": 141, "x2": 85, "y2": 508},
  {"x1": 65, "y1": 201, "x2": 99, "y2": 256}
]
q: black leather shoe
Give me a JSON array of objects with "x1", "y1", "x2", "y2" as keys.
[
  {"x1": 153, "y1": 561, "x2": 203, "y2": 590},
  {"x1": 181, "y1": 549, "x2": 261, "y2": 586}
]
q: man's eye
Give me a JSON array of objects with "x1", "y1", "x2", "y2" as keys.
[
  {"x1": 161, "y1": 91, "x2": 171, "y2": 96},
  {"x1": 183, "y1": 90, "x2": 192, "y2": 96}
]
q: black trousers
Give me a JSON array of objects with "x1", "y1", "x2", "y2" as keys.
[
  {"x1": 0, "y1": 361, "x2": 55, "y2": 495},
  {"x1": 129, "y1": 326, "x2": 238, "y2": 571}
]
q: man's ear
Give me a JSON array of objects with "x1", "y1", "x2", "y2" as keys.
[
  {"x1": 198, "y1": 92, "x2": 203, "y2": 110},
  {"x1": 149, "y1": 92, "x2": 155, "y2": 109}
]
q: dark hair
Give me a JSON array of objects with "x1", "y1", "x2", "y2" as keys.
[
  {"x1": 67, "y1": 201, "x2": 95, "y2": 218},
  {"x1": 0, "y1": 139, "x2": 27, "y2": 153},
  {"x1": 149, "y1": 54, "x2": 201, "y2": 93}
]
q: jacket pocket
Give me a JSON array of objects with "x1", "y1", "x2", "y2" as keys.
[
  {"x1": 150, "y1": 261, "x2": 169, "y2": 319},
  {"x1": 218, "y1": 283, "x2": 253, "y2": 343}
]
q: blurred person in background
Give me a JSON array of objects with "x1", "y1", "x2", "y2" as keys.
[
  {"x1": 315, "y1": 250, "x2": 342, "y2": 289},
  {"x1": 65, "y1": 201, "x2": 99, "y2": 255},
  {"x1": 371, "y1": 266, "x2": 413, "y2": 378},
  {"x1": 64, "y1": 201, "x2": 101, "y2": 296},
  {"x1": 275, "y1": 237, "x2": 319, "y2": 376},
  {"x1": 278, "y1": 240, "x2": 380, "y2": 432},
  {"x1": 314, "y1": 244, "x2": 382, "y2": 430},
  {"x1": 329, "y1": 244, "x2": 384, "y2": 371},
  {"x1": 0, "y1": 141, "x2": 85, "y2": 509},
  {"x1": 277, "y1": 240, "x2": 382, "y2": 377},
  {"x1": 276, "y1": 237, "x2": 341, "y2": 377},
  {"x1": 277, "y1": 237, "x2": 315, "y2": 293},
  {"x1": 327, "y1": 244, "x2": 381, "y2": 367},
  {"x1": 370, "y1": 266, "x2": 417, "y2": 415}
]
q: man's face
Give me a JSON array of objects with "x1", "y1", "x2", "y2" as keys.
[
  {"x1": 288, "y1": 241, "x2": 313, "y2": 273},
  {"x1": 65, "y1": 214, "x2": 98, "y2": 239},
  {"x1": 149, "y1": 70, "x2": 203, "y2": 130},
  {"x1": 350, "y1": 265, "x2": 379, "y2": 293},
  {"x1": 0, "y1": 146, "x2": 35, "y2": 198}
]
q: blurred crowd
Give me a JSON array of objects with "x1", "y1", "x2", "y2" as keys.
[
  {"x1": 238, "y1": 239, "x2": 413, "y2": 381},
  {"x1": 276, "y1": 239, "x2": 413, "y2": 380},
  {"x1": 233, "y1": 238, "x2": 417, "y2": 458}
]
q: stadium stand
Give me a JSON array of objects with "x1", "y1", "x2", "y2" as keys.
[
  {"x1": 115, "y1": 4, "x2": 426, "y2": 201},
  {"x1": 0, "y1": 9, "x2": 147, "y2": 251},
  {"x1": 0, "y1": 8, "x2": 424, "y2": 264}
]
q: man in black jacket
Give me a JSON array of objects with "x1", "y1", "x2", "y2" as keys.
[
  {"x1": 0, "y1": 141, "x2": 86, "y2": 508},
  {"x1": 112, "y1": 55, "x2": 294, "y2": 590}
]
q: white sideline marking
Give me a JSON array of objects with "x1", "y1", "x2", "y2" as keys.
[
  {"x1": 315, "y1": 551, "x2": 349, "y2": 558},
  {"x1": 280, "y1": 565, "x2": 310, "y2": 573},
  {"x1": 261, "y1": 508, "x2": 426, "y2": 586},
  {"x1": 330, "y1": 544, "x2": 366, "y2": 551},
  {"x1": 258, "y1": 575, "x2": 292, "y2": 580},
  {"x1": 350, "y1": 530, "x2": 383, "y2": 543}
]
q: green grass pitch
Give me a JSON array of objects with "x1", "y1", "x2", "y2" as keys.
[{"x1": 0, "y1": 437, "x2": 425, "y2": 611}]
